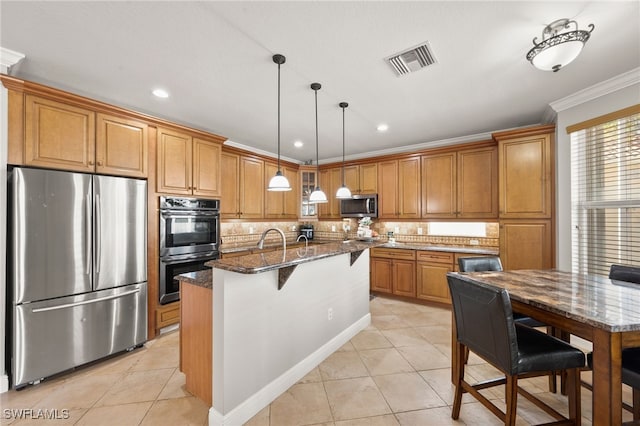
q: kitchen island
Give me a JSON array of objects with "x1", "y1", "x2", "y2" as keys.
[{"x1": 186, "y1": 240, "x2": 379, "y2": 426}]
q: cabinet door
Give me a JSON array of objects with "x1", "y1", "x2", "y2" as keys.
[
  {"x1": 24, "y1": 95, "x2": 95, "y2": 172},
  {"x1": 500, "y1": 220, "x2": 553, "y2": 270},
  {"x1": 416, "y1": 262, "x2": 453, "y2": 304},
  {"x1": 393, "y1": 259, "x2": 416, "y2": 297},
  {"x1": 359, "y1": 163, "x2": 378, "y2": 194},
  {"x1": 398, "y1": 157, "x2": 420, "y2": 218},
  {"x1": 344, "y1": 165, "x2": 359, "y2": 194},
  {"x1": 192, "y1": 138, "x2": 221, "y2": 197},
  {"x1": 498, "y1": 133, "x2": 552, "y2": 218},
  {"x1": 239, "y1": 156, "x2": 264, "y2": 219},
  {"x1": 96, "y1": 113, "x2": 148, "y2": 178},
  {"x1": 421, "y1": 152, "x2": 456, "y2": 218},
  {"x1": 318, "y1": 168, "x2": 341, "y2": 219},
  {"x1": 457, "y1": 146, "x2": 498, "y2": 218},
  {"x1": 282, "y1": 166, "x2": 299, "y2": 218},
  {"x1": 378, "y1": 160, "x2": 398, "y2": 218},
  {"x1": 221, "y1": 152, "x2": 240, "y2": 218},
  {"x1": 264, "y1": 162, "x2": 284, "y2": 217},
  {"x1": 156, "y1": 128, "x2": 192, "y2": 194},
  {"x1": 370, "y1": 258, "x2": 393, "y2": 293}
]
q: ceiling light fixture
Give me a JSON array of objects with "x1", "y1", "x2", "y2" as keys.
[
  {"x1": 267, "y1": 54, "x2": 292, "y2": 192},
  {"x1": 308, "y1": 83, "x2": 327, "y2": 204},
  {"x1": 152, "y1": 88, "x2": 169, "y2": 98},
  {"x1": 294, "y1": 140, "x2": 304, "y2": 148},
  {"x1": 377, "y1": 123, "x2": 389, "y2": 132},
  {"x1": 336, "y1": 102, "x2": 352, "y2": 199},
  {"x1": 526, "y1": 18, "x2": 594, "y2": 72}
]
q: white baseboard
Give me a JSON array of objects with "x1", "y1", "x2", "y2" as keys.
[
  {"x1": 208, "y1": 313, "x2": 371, "y2": 426},
  {"x1": 0, "y1": 374, "x2": 9, "y2": 393}
]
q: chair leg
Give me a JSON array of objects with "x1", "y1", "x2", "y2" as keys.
[
  {"x1": 505, "y1": 375, "x2": 518, "y2": 426},
  {"x1": 634, "y1": 387, "x2": 640, "y2": 421},
  {"x1": 452, "y1": 342, "x2": 466, "y2": 420},
  {"x1": 566, "y1": 368, "x2": 581, "y2": 426},
  {"x1": 548, "y1": 370, "x2": 557, "y2": 393},
  {"x1": 464, "y1": 346, "x2": 469, "y2": 364}
]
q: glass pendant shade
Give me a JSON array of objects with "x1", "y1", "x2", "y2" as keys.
[
  {"x1": 309, "y1": 187, "x2": 328, "y2": 203},
  {"x1": 268, "y1": 170, "x2": 291, "y2": 191},
  {"x1": 268, "y1": 53, "x2": 291, "y2": 191},
  {"x1": 526, "y1": 19, "x2": 594, "y2": 72},
  {"x1": 336, "y1": 185, "x2": 352, "y2": 199}
]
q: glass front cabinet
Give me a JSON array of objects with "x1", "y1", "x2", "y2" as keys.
[{"x1": 300, "y1": 166, "x2": 317, "y2": 218}]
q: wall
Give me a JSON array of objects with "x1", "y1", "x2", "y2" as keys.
[
  {"x1": 0, "y1": 68, "x2": 8, "y2": 393},
  {"x1": 554, "y1": 81, "x2": 640, "y2": 270}
]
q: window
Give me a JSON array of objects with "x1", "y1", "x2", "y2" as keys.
[
  {"x1": 570, "y1": 109, "x2": 640, "y2": 276},
  {"x1": 428, "y1": 222, "x2": 487, "y2": 237}
]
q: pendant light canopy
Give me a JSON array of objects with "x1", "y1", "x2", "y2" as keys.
[
  {"x1": 267, "y1": 54, "x2": 292, "y2": 191},
  {"x1": 336, "y1": 102, "x2": 352, "y2": 199},
  {"x1": 308, "y1": 82, "x2": 327, "y2": 204}
]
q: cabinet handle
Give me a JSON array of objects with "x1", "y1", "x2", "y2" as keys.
[
  {"x1": 88, "y1": 160, "x2": 94, "y2": 166},
  {"x1": 96, "y1": 161, "x2": 102, "y2": 166}
]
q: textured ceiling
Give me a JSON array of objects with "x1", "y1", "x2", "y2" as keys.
[{"x1": 1, "y1": 1, "x2": 639, "y2": 163}]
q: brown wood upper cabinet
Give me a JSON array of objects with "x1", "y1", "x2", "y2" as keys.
[
  {"x1": 264, "y1": 162, "x2": 299, "y2": 219},
  {"x1": 378, "y1": 157, "x2": 420, "y2": 219},
  {"x1": 318, "y1": 167, "x2": 342, "y2": 219},
  {"x1": 343, "y1": 163, "x2": 377, "y2": 194},
  {"x1": 495, "y1": 127, "x2": 553, "y2": 218},
  {"x1": 23, "y1": 95, "x2": 148, "y2": 177},
  {"x1": 156, "y1": 127, "x2": 221, "y2": 197},
  {"x1": 421, "y1": 146, "x2": 498, "y2": 219},
  {"x1": 221, "y1": 152, "x2": 264, "y2": 219}
]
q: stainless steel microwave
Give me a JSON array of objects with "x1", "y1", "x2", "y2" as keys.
[{"x1": 340, "y1": 194, "x2": 378, "y2": 218}]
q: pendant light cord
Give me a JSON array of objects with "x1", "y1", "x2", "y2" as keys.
[
  {"x1": 341, "y1": 106, "x2": 345, "y2": 186},
  {"x1": 315, "y1": 87, "x2": 319, "y2": 184},
  {"x1": 277, "y1": 62, "x2": 281, "y2": 172}
]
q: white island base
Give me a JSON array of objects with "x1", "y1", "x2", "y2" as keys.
[{"x1": 209, "y1": 249, "x2": 371, "y2": 426}]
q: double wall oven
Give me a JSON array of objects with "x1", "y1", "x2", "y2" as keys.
[{"x1": 159, "y1": 196, "x2": 220, "y2": 304}]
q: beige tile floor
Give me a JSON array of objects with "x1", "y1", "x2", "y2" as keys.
[{"x1": 0, "y1": 296, "x2": 635, "y2": 425}]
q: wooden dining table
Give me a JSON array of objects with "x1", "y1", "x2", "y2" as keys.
[{"x1": 449, "y1": 269, "x2": 640, "y2": 426}]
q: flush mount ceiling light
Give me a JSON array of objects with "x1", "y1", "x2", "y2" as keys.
[
  {"x1": 267, "y1": 54, "x2": 292, "y2": 192},
  {"x1": 308, "y1": 83, "x2": 328, "y2": 204},
  {"x1": 294, "y1": 140, "x2": 303, "y2": 148},
  {"x1": 336, "y1": 102, "x2": 352, "y2": 199},
  {"x1": 526, "y1": 18, "x2": 594, "y2": 72},
  {"x1": 377, "y1": 123, "x2": 389, "y2": 132}
]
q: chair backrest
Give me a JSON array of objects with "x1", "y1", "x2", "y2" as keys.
[
  {"x1": 458, "y1": 256, "x2": 503, "y2": 272},
  {"x1": 447, "y1": 274, "x2": 518, "y2": 374},
  {"x1": 609, "y1": 264, "x2": 640, "y2": 284}
]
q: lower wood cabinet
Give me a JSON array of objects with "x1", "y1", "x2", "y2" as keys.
[
  {"x1": 416, "y1": 251, "x2": 454, "y2": 304},
  {"x1": 156, "y1": 302, "x2": 180, "y2": 329},
  {"x1": 370, "y1": 248, "x2": 416, "y2": 297}
]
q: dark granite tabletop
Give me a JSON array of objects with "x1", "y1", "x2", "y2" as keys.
[
  {"x1": 177, "y1": 270, "x2": 212, "y2": 289},
  {"x1": 207, "y1": 240, "x2": 382, "y2": 274},
  {"x1": 452, "y1": 269, "x2": 640, "y2": 332}
]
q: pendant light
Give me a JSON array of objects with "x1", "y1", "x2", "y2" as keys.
[
  {"x1": 308, "y1": 82, "x2": 327, "y2": 204},
  {"x1": 336, "y1": 102, "x2": 352, "y2": 199},
  {"x1": 267, "y1": 54, "x2": 292, "y2": 191}
]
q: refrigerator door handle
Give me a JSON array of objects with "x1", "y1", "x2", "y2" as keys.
[
  {"x1": 86, "y1": 193, "x2": 92, "y2": 275},
  {"x1": 31, "y1": 288, "x2": 141, "y2": 313},
  {"x1": 95, "y1": 193, "x2": 101, "y2": 273}
]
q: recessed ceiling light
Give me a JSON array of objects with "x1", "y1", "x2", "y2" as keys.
[
  {"x1": 294, "y1": 140, "x2": 304, "y2": 148},
  {"x1": 377, "y1": 124, "x2": 389, "y2": 132},
  {"x1": 152, "y1": 88, "x2": 169, "y2": 98}
]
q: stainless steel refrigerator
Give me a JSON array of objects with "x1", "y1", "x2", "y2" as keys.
[{"x1": 7, "y1": 167, "x2": 148, "y2": 389}]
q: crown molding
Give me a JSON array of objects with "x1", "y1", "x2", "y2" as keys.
[
  {"x1": 0, "y1": 47, "x2": 25, "y2": 72},
  {"x1": 224, "y1": 140, "x2": 302, "y2": 165},
  {"x1": 550, "y1": 67, "x2": 640, "y2": 112}
]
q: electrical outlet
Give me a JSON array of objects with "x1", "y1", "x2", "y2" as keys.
[
  {"x1": 249, "y1": 227, "x2": 254, "y2": 234},
  {"x1": 394, "y1": 226, "x2": 400, "y2": 234},
  {"x1": 417, "y1": 227, "x2": 423, "y2": 235},
  {"x1": 327, "y1": 308, "x2": 333, "y2": 320},
  {"x1": 331, "y1": 225, "x2": 336, "y2": 232},
  {"x1": 470, "y1": 239, "x2": 479, "y2": 245},
  {"x1": 291, "y1": 225, "x2": 296, "y2": 231}
]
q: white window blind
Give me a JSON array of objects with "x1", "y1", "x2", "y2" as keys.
[{"x1": 570, "y1": 111, "x2": 640, "y2": 276}]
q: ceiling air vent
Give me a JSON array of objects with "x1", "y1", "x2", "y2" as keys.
[{"x1": 385, "y1": 42, "x2": 437, "y2": 76}]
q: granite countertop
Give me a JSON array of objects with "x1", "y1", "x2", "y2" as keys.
[
  {"x1": 219, "y1": 238, "x2": 335, "y2": 254},
  {"x1": 208, "y1": 240, "x2": 383, "y2": 274},
  {"x1": 452, "y1": 269, "x2": 640, "y2": 332},
  {"x1": 378, "y1": 242, "x2": 498, "y2": 255},
  {"x1": 177, "y1": 270, "x2": 212, "y2": 289}
]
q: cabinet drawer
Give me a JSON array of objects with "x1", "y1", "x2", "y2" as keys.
[
  {"x1": 156, "y1": 303, "x2": 180, "y2": 328},
  {"x1": 416, "y1": 250, "x2": 453, "y2": 264},
  {"x1": 370, "y1": 248, "x2": 416, "y2": 260}
]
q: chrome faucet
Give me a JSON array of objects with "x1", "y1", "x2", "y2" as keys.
[
  {"x1": 257, "y1": 228, "x2": 287, "y2": 251},
  {"x1": 296, "y1": 234, "x2": 308, "y2": 248}
]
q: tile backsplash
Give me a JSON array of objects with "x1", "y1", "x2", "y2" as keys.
[{"x1": 221, "y1": 220, "x2": 499, "y2": 248}]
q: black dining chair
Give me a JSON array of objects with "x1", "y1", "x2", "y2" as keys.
[
  {"x1": 448, "y1": 274, "x2": 585, "y2": 425},
  {"x1": 584, "y1": 264, "x2": 640, "y2": 420},
  {"x1": 457, "y1": 256, "x2": 562, "y2": 392}
]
